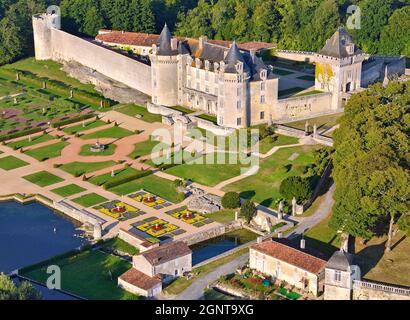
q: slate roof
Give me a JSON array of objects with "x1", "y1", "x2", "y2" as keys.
[
  {"x1": 141, "y1": 241, "x2": 192, "y2": 266},
  {"x1": 319, "y1": 27, "x2": 362, "y2": 58},
  {"x1": 251, "y1": 238, "x2": 328, "y2": 274},
  {"x1": 119, "y1": 268, "x2": 161, "y2": 291},
  {"x1": 224, "y1": 41, "x2": 250, "y2": 73},
  {"x1": 157, "y1": 23, "x2": 177, "y2": 56},
  {"x1": 326, "y1": 250, "x2": 354, "y2": 272}
]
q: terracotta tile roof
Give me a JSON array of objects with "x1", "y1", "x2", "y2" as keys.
[
  {"x1": 119, "y1": 268, "x2": 161, "y2": 291},
  {"x1": 95, "y1": 30, "x2": 274, "y2": 52},
  {"x1": 96, "y1": 31, "x2": 160, "y2": 47},
  {"x1": 141, "y1": 241, "x2": 191, "y2": 266},
  {"x1": 251, "y1": 239, "x2": 328, "y2": 274}
]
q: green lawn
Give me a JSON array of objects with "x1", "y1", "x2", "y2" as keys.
[
  {"x1": 297, "y1": 75, "x2": 315, "y2": 81},
  {"x1": 88, "y1": 167, "x2": 140, "y2": 186},
  {"x1": 165, "y1": 153, "x2": 246, "y2": 187},
  {"x1": 4, "y1": 58, "x2": 97, "y2": 94},
  {"x1": 60, "y1": 161, "x2": 117, "y2": 176},
  {"x1": 0, "y1": 155, "x2": 29, "y2": 170},
  {"x1": 223, "y1": 145, "x2": 318, "y2": 208},
  {"x1": 24, "y1": 141, "x2": 69, "y2": 161},
  {"x1": 278, "y1": 87, "x2": 306, "y2": 98},
  {"x1": 205, "y1": 210, "x2": 236, "y2": 224},
  {"x1": 21, "y1": 249, "x2": 138, "y2": 300},
  {"x1": 63, "y1": 119, "x2": 106, "y2": 135},
  {"x1": 79, "y1": 143, "x2": 117, "y2": 156},
  {"x1": 258, "y1": 134, "x2": 300, "y2": 154},
  {"x1": 168, "y1": 105, "x2": 195, "y2": 114},
  {"x1": 272, "y1": 68, "x2": 294, "y2": 75},
  {"x1": 115, "y1": 104, "x2": 162, "y2": 123},
  {"x1": 295, "y1": 90, "x2": 324, "y2": 97},
  {"x1": 285, "y1": 113, "x2": 342, "y2": 135},
  {"x1": 51, "y1": 184, "x2": 86, "y2": 197},
  {"x1": 72, "y1": 193, "x2": 108, "y2": 207},
  {"x1": 7, "y1": 134, "x2": 55, "y2": 149},
  {"x1": 110, "y1": 174, "x2": 180, "y2": 203},
  {"x1": 23, "y1": 171, "x2": 64, "y2": 187},
  {"x1": 80, "y1": 126, "x2": 133, "y2": 140},
  {"x1": 128, "y1": 139, "x2": 168, "y2": 159},
  {"x1": 102, "y1": 237, "x2": 139, "y2": 256},
  {"x1": 197, "y1": 114, "x2": 218, "y2": 124}
]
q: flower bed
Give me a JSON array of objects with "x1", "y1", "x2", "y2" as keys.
[
  {"x1": 130, "y1": 217, "x2": 186, "y2": 242},
  {"x1": 93, "y1": 200, "x2": 145, "y2": 221},
  {"x1": 129, "y1": 190, "x2": 173, "y2": 209},
  {"x1": 166, "y1": 207, "x2": 213, "y2": 227}
]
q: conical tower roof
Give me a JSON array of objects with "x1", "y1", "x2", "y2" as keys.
[
  {"x1": 224, "y1": 41, "x2": 249, "y2": 73},
  {"x1": 319, "y1": 26, "x2": 361, "y2": 58},
  {"x1": 157, "y1": 23, "x2": 174, "y2": 55}
]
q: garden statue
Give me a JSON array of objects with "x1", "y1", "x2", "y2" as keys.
[
  {"x1": 292, "y1": 197, "x2": 297, "y2": 216},
  {"x1": 313, "y1": 124, "x2": 318, "y2": 138}
]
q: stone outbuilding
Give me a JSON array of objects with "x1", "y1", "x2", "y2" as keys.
[
  {"x1": 249, "y1": 238, "x2": 328, "y2": 296},
  {"x1": 118, "y1": 241, "x2": 192, "y2": 297}
]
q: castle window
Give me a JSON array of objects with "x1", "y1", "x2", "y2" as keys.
[
  {"x1": 334, "y1": 271, "x2": 342, "y2": 282},
  {"x1": 260, "y1": 95, "x2": 265, "y2": 104},
  {"x1": 205, "y1": 72, "x2": 209, "y2": 81},
  {"x1": 237, "y1": 117, "x2": 242, "y2": 126},
  {"x1": 237, "y1": 87, "x2": 241, "y2": 97},
  {"x1": 196, "y1": 69, "x2": 200, "y2": 79},
  {"x1": 219, "y1": 116, "x2": 224, "y2": 125},
  {"x1": 260, "y1": 111, "x2": 265, "y2": 120},
  {"x1": 261, "y1": 82, "x2": 266, "y2": 91},
  {"x1": 237, "y1": 100, "x2": 241, "y2": 110},
  {"x1": 205, "y1": 86, "x2": 209, "y2": 93}
]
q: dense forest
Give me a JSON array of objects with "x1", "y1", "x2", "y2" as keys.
[{"x1": 0, "y1": 0, "x2": 409, "y2": 65}]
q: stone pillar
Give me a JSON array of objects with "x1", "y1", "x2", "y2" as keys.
[
  {"x1": 69, "y1": 90, "x2": 73, "y2": 99},
  {"x1": 235, "y1": 211, "x2": 239, "y2": 221},
  {"x1": 16, "y1": 72, "x2": 20, "y2": 81},
  {"x1": 292, "y1": 197, "x2": 297, "y2": 216},
  {"x1": 278, "y1": 201, "x2": 284, "y2": 220},
  {"x1": 313, "y1": 124, "x2": 318, "y2": 138},
  {"x1": 100, "y1": 100, "x2": 104, "y2": 109},
  {"x1": 42, "y1": 81, "x2": 47, "y2": 89},
  {"x1": 111, "y1": 170, "x2": 115, "y2": 177},
  {"x1": 82, "y1": 121, "x2": 86, "y2": 128},
  {"x1": 305, "y1": 122, "x2": 309, "y2": 135},
  {"x1": 28, "y1": 135, "x2": 32, "y2": 142},
  {"x1": 13, "y1": 97, "x2": 18, "y2": 104},
  {"x1": 93, "y1": 223, "x2": 102, "y2": 240}
]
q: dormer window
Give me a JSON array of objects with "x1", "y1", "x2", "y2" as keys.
[
  {"x1": 346, "y1": 44, "x2": 354, "y2": 54},
  {"x1": 260, "y1": 70, "x2": 267, "y2": 80},
  {"x1": 205, "y1": 60, "x2": 210, "y2": 70},
  {"x1": 236, "y1": 62, "x2": 243, "y2": 73}
]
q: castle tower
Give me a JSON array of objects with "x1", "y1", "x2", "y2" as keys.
[
  {"x1": 150, "y1": 24, "x2": 180, "y2": 107},
  {"x1": 314, "y1": 27, "x2": 365, "y2": 110},
  {"x1": 217, "y1": 42, "x2": 251, "y2": 128},
  {"x1": 324, "y1": 249, "x2": 361, "y2": 300},
  {"x1": 32, "y1": 13, "x2": 61, "y2": 60}
]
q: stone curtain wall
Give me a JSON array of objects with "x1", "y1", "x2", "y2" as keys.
[
  {"x1": 275, "y1": 50, "x2": 316, "y2": 63},
  {"x1": 275, "y1": 92, "x2": 332, "y2": 122},
  {"x1": 353, "y1": 280, "x2": 410, "y2": 300},
  {"x1": 50, "y1": 29, "x2": 152, "y2": 96}
]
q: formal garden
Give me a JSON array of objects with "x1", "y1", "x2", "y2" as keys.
[
  {"x1": 131, "y1": 217, "x2": 186, "y2": 243},
  {"x1": 23, "y1": 171, "x2": 64, "y2": 187},
  {"x1": 129, "y1": 190, "x2": 173, "y2": 209},
  {"x1": 165, "y1": 207, "x2": 213, "y2": 227},
  {"x1": 0, "y1": 155, "x2": 28, "y2": 170},
  {"x1": 93, "y1": 200, "x2": 145, "y2": 220}
]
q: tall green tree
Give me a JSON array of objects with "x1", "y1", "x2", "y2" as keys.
[{"x1": 0, "y1": 274, "x2": 42, "y2": 300}]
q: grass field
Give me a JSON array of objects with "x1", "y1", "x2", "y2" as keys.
[
  {"x1": 7, "y1": 134, "x2": 55, "y2": 149},
  {"x1": 223, "y1": 145, "x2": 318, "y2": 208},
  {"x1": 4, "y1": 58, "x2": 97, "y2": 94},
  {"x1": 79, "y1": 143, "x2": 117, "y2": 156},
  {"x1": 72, "y1": 193, "x2": 108, "y2": 207},
  {"x1": 60, "y1": 161, "x2": 117, "y2": 176},
  {"x1": 128, "y1": 139, "x2": 168, "y2": 159},
  {"x1": 23, "y1": 171, "x2": 64, "y2": 187},
  {"x1": 24, "y1": 141, "x2": 69, "y2": 161},
  {"x1": 21, "y1": 249, "x2": 137, "y2": 300},
  {"x1": 0, "y1": 155, "x2": 29, "y2": 170},
  {"x1": 80, "y1": 126, "x2": 133, "y2": 140},
  {"x1": 285, "y1": 113, "x2": 342, "y2": 135},
  {"x1": 168, "y1": 105, "x2": 195, "y2": 114},
  {"x1": 258, "y1": 134, "x2": 300, "y2": 154},
  {"x1": 115, "y1": 104, "x2": 162, "y2": 123},
  {"x1": 205, "y1": 210, "x2": 236, "y2": 224},
  {"x1": 62, "y1": 119, "x2": 106, "y2": 135},
  {"x1": 295, "y1": 90, "x2": 324, "y2": 97},
  {"x1": 101, "y1": 237, "x2": 139, "y2": 256},
  {"x1": 197, "y1": 114, "x2": 218, "y2": 124},
  {"x1": 110, "y1": 174, "x2": 180, "y2": 203},
  {"x1": 88, "y1": 167, "x2": 140, "y2": 186},
  {"x1": 272, "y1": 68, "x2": 294, "y2": 75},
  {"x1": 51, "y1": 184, "x2": 86, "y2": 197},
  {"x1": 165, "y1": 153, "x2": 246, "y2": 187}
]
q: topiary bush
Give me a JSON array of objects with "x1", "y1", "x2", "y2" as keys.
[
  {"x1": 279, "y1": 176, "x2": 313, "y2": 202},
  {"x1": 222, "y1": 192, "x2": 241, "y2": 209}
]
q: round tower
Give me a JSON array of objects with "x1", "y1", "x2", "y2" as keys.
[
  {"x1": 32, "y1": 12, "x2": 61, "y2": 61},
  {"x1": 150, "y1": 24, "x2": 179, "y2": 107}
]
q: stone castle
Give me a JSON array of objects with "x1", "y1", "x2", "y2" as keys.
[{"x1": 33, "y1": 12, "x2": 406, "y2": 129}]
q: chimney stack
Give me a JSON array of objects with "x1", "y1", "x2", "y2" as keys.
[
  {"x1": 300, "y1": 238, "x2": 306, "y2": 250},
  {"x1": 199, "y1": 36, "x2": 208, "y2": 51}
]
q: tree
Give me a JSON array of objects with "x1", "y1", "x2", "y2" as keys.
[
  {"x1": 83, "y1": 6, "x2": 104, "y2": 36},
  {"x1": 279, "y1": 176, "x2": 313, "y2": 202},
  {"x1": 379, "y1": 6, "x2": 410, "y2": 56},
  {"x1": 331, "y1": 81, "x2": 410, "y2": 245},
  {"x1": 222, "y1": 192, "x2": 241, "y2": 209},
  {"x1": 0, "y1": 274, "x2": 42, "y2": 300},
  {"x1": 240, "y1": 200, "x2": 257, "y2": 223}
]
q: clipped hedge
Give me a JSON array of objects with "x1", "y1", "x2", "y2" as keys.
[
  {"x1": 0, "y1": 127, "x2": 44, "y2": 142},
  {"x1": 103, "y1": 170, "x2": 153, "y2": 190},
  {"x1": 51, "y1": 113, "x2": 95, "y2": 128}
]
